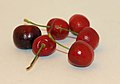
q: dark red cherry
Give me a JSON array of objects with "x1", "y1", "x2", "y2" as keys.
[
  {"x1": 32, "y1": 35, "x2": 56, "y2": 56},
  {"x1": 47, "y1": 18, "x2": 69, "y2": 40},
  {"x1": 68, "y1": 40, "x2": 94, "y2": 67},
  {"x1": 69, "y1": 14, "x2": 90, "y2": 34},
  {"x1": 76, "y1": 27, "x2": 99, "y2": 49},
  {"x1": 13, "y1": 25, "x2": 41, "y2": 49}
]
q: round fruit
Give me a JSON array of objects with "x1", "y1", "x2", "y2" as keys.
[
  {"x1": 47, "y1": 18, "x2": 69, "y2": 40},
  {"x1": 13, "y1": 25, "x2": 41, "y2": 49},
  {"x1": 76, "y1": 27, "x2": 99, "y2": 49},
  {"x1": 32, "y1": 35, "x2": 56, "y2": 56},
  {"x1": 68, "y1": 40, "x2": 94, "y2": 67},
  {"x1": 69, "y1": 14, "x2": 90, "y2": 34}
]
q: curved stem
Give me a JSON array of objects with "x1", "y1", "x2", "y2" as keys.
[
  {"x1": 48, "y1": 33, "x2": 69, "y2": 50},
  {"x1": 26, "y1": 43, "x2": 45, "y2": 71},
  {"x1": 24, "y1": 19, "x2": 50, "y2": 28},
  {"x1": 56, "y1": 49, "x2": 68, "y2": 54}
]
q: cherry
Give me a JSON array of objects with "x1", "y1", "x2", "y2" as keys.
[
  {"x1": 32, "y1": 35, "x2": 56, "y2": 56},
  {"x1": 68, "y1": 40, "x2": 94, "y2": 67},
  {"x1": 13, "y1": 25, "x2": 41, "y2": 49},
  {"x1": 69, "y1": 14, "x2": 90, "y2": 34},
  {"x1": 76, "y1": 27, "x2": 99, "y2": 49},
  {"x1": 26, "y1": 35, "x2": 56, "y2": 70},
  {"x1": 48, "y1": 18, "x2": 69, "y2": 40}
]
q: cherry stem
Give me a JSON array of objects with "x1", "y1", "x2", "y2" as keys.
[
  {"x1": 24, "y1": 19, "x2": 50, "y2": 28},
  {"x1": 24, "y1": 19, "x2": 78, "y2": 35},
  {"x1": 26, "y1": 43, "x2": 45, "y2": 71},
  {"x1": 48, "y1": 33, "x2": 69, "y2": 50},
  {"x1": 57, "y1": 26, "x2": 78, "y2": 35},
  {"x1": 56, "y1": 49, "x2": 68, "y2": 54}
]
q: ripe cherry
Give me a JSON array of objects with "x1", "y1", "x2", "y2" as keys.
[
  {"x1": 69, "y1": 14, "x2": 90, "y2": 34},
  {"x1": 48, "y1": 18, "x2": 69, "y2": 40},
  {"x1": 68, "y1": 40, "x2": 94, "y2": 67},
  {"x1": 26, "y1": 35, "x2": 56, "y2": 70},
  {"x1": 76, "y1": 27, "x2": 99, "y2": 49},
  {"x1": 32, "y1": 35, "x2": 56, "y2": 56},
  {"x1": 13, "y1": 25, "x2": 41, "y2": 49}
]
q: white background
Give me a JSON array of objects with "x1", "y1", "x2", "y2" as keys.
[{"x1": 0, "y1": 0, "x2": 120, "y2": 84}]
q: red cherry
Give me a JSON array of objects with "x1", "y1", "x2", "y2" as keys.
[
  {"x1": 69, "y1": 14, "x2": 90, "y2": 34},
  {"x1": 47, "y1": 18, "x2": 69, "y2": 40},
  {"x1": 68, "y1": 40, "x2": 94, "y2": 67},
  {"x1": 32, "y1": 35, "x2": 56, "y2": 56},
  {"x1": 76, "y1": 27, "x2": 99, "y2": 49},
  {"x1": 26, "y1": 35, "x2": 56, "y2": 70},
  {"x1": 13, "y1": 25, "x2": 41, "y2": 49}
]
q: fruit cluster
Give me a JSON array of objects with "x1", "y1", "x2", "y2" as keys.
[{"x1": 13, "y1": 14, "x2": 99, "y2": 70}]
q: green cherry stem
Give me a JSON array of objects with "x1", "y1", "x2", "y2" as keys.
[
  {"x1": 24, "y1": 19, "x2": 50, "y2": 28},
  {"x1": 48, "y1": 33, "x2": 69, "y2": 50},
  {"x1": 24, "y1": 19, "x2": 78, "y2": 35},
  {"x1": 56, "y1": 26, "x2": 78, "y2": 35},
  {"x1": 26, "y1": 43, "x2": 45, "y2": 71}
]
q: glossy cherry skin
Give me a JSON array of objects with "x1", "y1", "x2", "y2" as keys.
[
  {"x1": 13, "y1": 25, "x2": 41, "y2": 49},
  {"x1": 47, "y1": 18, "x2": 69, "y2": 40},
  {"x1": 68, "y1": 40, "x2": 94, "y2": 67},
  {"x1": 76, "y1": 27, "x2": 99, "y2": 49},
  {"x1": 69, "y1": 14, "x2": 90, "y2": 34},
  {"x1": 32, "y1": 35, "x2": 56, "y2": 56}
]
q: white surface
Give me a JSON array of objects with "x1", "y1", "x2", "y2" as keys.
[{"x1": 0, "y1": 0, "x2": 120, "y2": 84}]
